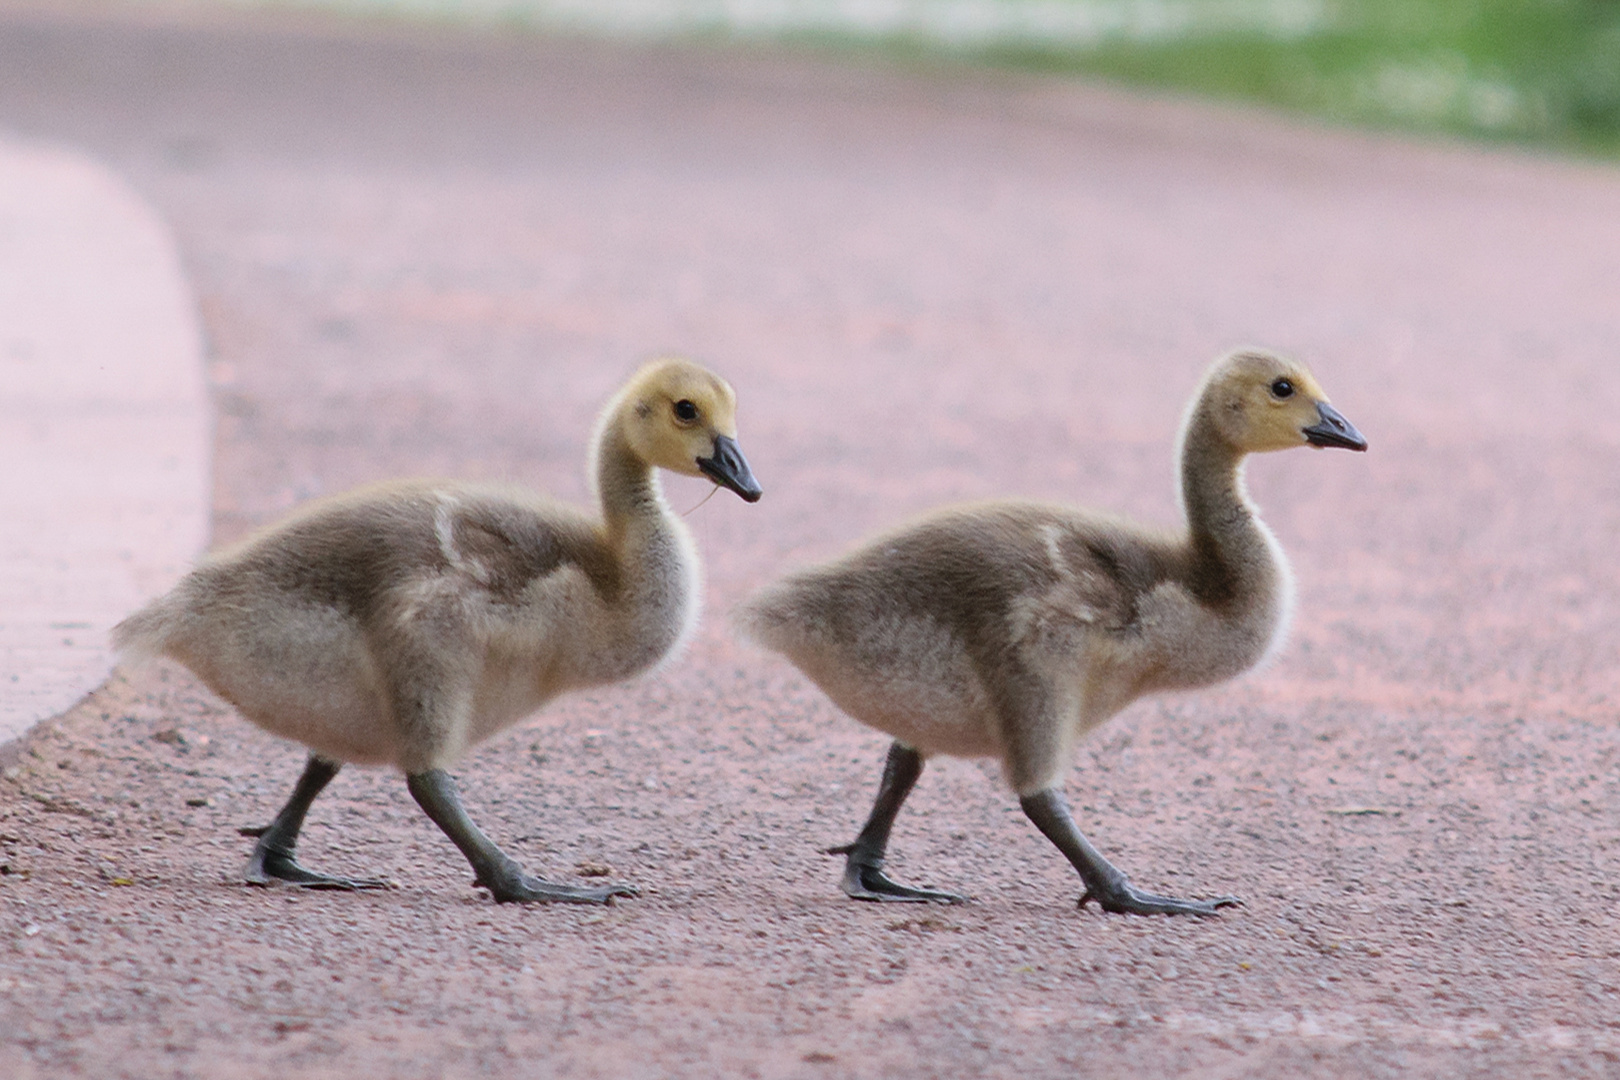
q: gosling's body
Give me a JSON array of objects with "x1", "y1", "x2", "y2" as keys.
[
  {"x1": 117, "y1": 358, "x2": 762, "y2": 904},
  {"x1": 740, "y1": 349, "x2": 1364, "y2": 916},
  {"x1": 121, "y1": 479, "x2": 698, "y2": 773},
  {"x1": 755, "y1": 501, "x2": 1290, "y2": 792}
]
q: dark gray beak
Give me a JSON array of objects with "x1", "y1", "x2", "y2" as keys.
[
  {"x1": 1302, "y1": 402, "x2": 1367, "y2": 451},
  {"x1": 697, "y1": 435, "x2": 763, "y2": 502}
]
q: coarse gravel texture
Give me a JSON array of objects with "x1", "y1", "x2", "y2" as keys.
[{"x1": 2, "y1": 4, "x2": 1620, "y2": 1078}]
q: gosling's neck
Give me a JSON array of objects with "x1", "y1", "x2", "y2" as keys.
[
  {"x1": 587, "y1": 407, "x2": 701, "y2": 667},
  {"x1": 1176, "y1": 408, "x2": 1281, "y2": 608},
  {"x1": 592, "y1": 417, "x2": 674, "y2": 550}
]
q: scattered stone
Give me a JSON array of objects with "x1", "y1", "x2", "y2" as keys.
[{"x1": 151, "y1": 728, "x2": 188, "y2": 751}]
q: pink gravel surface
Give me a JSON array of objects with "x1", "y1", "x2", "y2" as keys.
[{"x1": 3, "y1": 5, "x2": 1620, "y2": 1078}]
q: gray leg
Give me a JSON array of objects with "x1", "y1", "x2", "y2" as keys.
[
  {"x1": 1020, "y1": 788, "x2": 1239, "y2": 916},
  {"x1": 241, "y1": 754, "x2": 390, "y2": 890},
  {"x1": 406, "y1": 769, "x2": 638, "y2": 905},
  {"x1": 827, "y1": 742, "x2": 965, "y2": 904}
]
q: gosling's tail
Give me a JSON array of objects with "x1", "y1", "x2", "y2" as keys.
[
  {"x1": 730, "y1": 580, "x2": 807, "y2": 657},
  {"x1": 110, "y1": 590, "x2": 186, "y2": 662}
]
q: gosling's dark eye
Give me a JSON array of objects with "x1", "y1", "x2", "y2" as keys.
[
  {"x1": 673, "y1": 399, "x2": 699, "y2": 423},
  {"x1": 1270, "y1": 378, "x2": 1295, "y2": 399}
]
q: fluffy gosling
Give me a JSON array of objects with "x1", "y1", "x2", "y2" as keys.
[
  {"x1": 738, "y1": 349, "x2": 1364, "y2": 916},
  {"x1": 116, "y1": 358, "x2": 761, "y2": 904}
]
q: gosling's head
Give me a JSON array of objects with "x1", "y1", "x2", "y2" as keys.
[
  {"x1": 612, "y1": 357, "x2": 763, "y2": 502},
  {"x1": 1196, "y1": 349, "x2": 1367, "y2": 455}
]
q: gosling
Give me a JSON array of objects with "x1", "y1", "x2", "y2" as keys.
[
  {"x1": 738, "y1": 349, "x2": 1364, "y2": 916},
  {"x1": 116, "y1": 358, "x2": 762, "y2": 904}
]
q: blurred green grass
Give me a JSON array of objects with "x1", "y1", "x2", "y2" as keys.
[
  {"x1": 960, "y1": 0, "x2": 1620, "y2": 154},
  {"x1": 243, "y1": 0, "x2": 1620, "y2": 154}
]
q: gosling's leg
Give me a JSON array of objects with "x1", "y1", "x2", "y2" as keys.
[
  {"x1": 406, "y1": 769, "x2": 638, "y2": 905},
  {"x1": 827, "y1": 741, "x2": 966, "y2": 904},
  {"x1": 241, "y1": 754, "x2": 391, "y2": 890},
  {"x1": 1020, "y1": 788, "x2": 1239, "y2": 917}
]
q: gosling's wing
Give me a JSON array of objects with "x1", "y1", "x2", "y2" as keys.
[
  {"x1": 432, "y1": 488, "x2": 618, "y2": 605},
  {"x1": 1014, "y1": 508, "x2": 1181, "y2": 635}
]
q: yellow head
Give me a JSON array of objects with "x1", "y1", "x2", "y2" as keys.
[
  {"x1": 1194, "y1": 349, "x2": 1367, "y2": 455},
  {"x1": 611, "y1": 357, "x2": 763, "y2": 501}
]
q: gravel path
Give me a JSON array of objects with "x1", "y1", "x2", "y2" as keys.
[{"x1": 2, "y1": 5, "x2": 1620, "y2": 1077}]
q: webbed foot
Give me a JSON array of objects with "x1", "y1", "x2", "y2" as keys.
[
  {"x1": 828, "y1": 844, "x2": 965, "y2": 904},
  {"x1": 478, "y1": 866, "x2": 639, "y2": 906},
  {"x1": 1080, "y1": 880, "x2": 1240, "y2": 917},
  {"x1": 240, "y1": 828, "x2": 392, "y2": 891}
]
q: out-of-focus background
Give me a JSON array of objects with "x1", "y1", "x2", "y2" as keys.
[{"x1": 196, "y1": 0, "x2": 1620, "y2": 152}]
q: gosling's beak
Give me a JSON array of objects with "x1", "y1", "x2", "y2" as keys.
[
  {"x1": 697, "y1": 434, "x2": 763, "y2": 502},
  {"x1": 1302, "y1": 402, "x2": 1368, "y2": 452}
]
